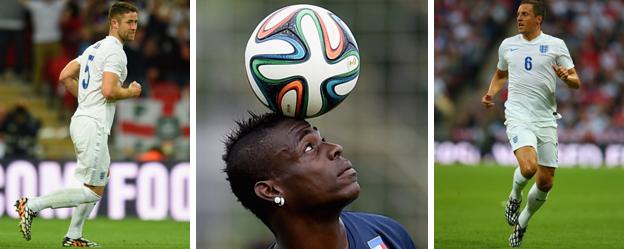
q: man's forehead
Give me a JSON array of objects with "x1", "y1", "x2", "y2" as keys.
[
  {"x1": 277, "y1": 118, "x2": 314, "y2": 137},
  {"x1": 518, "y1": 4, "x2": 533, "y2": 12},
  {"x1": 118, "y1": 12, "x2": 138, "y2": 20},
  {"x1": 269, "y1": 119, "x2": 317, "y2": 147}
]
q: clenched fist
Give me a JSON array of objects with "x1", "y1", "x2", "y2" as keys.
[{"x1": 481, "y1": 94, "x2": 494, "y2": 108}]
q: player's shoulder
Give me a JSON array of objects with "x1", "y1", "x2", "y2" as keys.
[
  {"x1": 500, "y1": 34, "x2": 522, "y2": 47},
  {"x1": 540, "y1": 33, "x2": 566, "y2": 45},
  {"x1": 100, "y1": 37, "x2": 124, "y2": 50},
  {"x1": 341, "y1": 211, "x2": 415, "y2": 248},
  {"x1": 91, "y1": 37, "x2": 126, "y2": 58},
  {"x1": 341, "y1": 211, "x2": 407, "y2": 233}
]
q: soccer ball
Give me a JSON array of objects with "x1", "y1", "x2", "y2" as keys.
[{"x1": 245, "y1": 4, "x2": 360, "y2": 118}]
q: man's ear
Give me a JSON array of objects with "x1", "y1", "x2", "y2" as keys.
[
  {"x1": 254, "y1": 180, "x2": 283, "y2": 202},
  {"x1": 110, "y1": 18, "x2": 118, "y2": 30},
  {"x1": 537, "y1": 15, "x2": 543, "y2": 25}
]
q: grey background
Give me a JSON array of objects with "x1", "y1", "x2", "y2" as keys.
[{"x1": 197, "y1": 0, "x2": 427, "y2": 248}]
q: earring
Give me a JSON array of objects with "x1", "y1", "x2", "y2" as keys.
[{"x1": 273, "y1": 196, "x2": 285, "y2": 206}]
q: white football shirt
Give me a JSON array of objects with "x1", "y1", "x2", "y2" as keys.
[
  {"x1": 497, "y1": 32, "x2": 574, "y2": 126},
  {"x1": 73, "y1": 36, "x2": 127, "y2": 134}
]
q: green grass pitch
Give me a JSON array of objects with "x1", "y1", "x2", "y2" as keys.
[
  {"x1": 0, "y1": 217, "x2": 189, "y2": 248},
  {"x1": 435, "y1": 164, "x2": 624, "y2": 249}
]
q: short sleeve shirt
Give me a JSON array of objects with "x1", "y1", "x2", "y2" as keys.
[
  {"x1": 497, "y1": 32, "x2": 574, "y2": 126},
  {"x1": 73, "y1": 36, "x2": 127, "y2": 134}
]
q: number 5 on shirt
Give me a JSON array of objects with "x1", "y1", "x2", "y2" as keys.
[{"x1": 82, "y1": 55, "x2": 95, "y2": 89}]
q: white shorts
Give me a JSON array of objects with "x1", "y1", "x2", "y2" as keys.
[
  {"x1": 505, "y1": 121, "x2": 558, "y2": 168},
  {"x1": 70, "y1": 116, "x2": 110, "y2": 186}
]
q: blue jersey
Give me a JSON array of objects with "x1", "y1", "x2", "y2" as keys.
[
  {"x1": 269, "y1": 211, "x2": 416, "y2": 249},
  {"x1": 342, "y1": 212, "x2": 416, "y2": 249}
]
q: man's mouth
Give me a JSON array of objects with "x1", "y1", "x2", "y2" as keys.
[{"x1": 338, "y1": 161, "x2": 356, "y2": 177}]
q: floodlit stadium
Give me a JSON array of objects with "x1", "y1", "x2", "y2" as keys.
[{"x1": 0, "y1": 1, "x2": 189, "y2": 248}]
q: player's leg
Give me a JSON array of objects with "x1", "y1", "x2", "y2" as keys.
[
  {"x1": 63, "y1": 195, "x2": 100, "y2": 247},
  {"x1": 24, "y1": 117, "x2": 104, "y2": 212},
  {"x1": 26, "y1": 186, "x2": 101, "y2": 212},
  {"x1": 518, "y1": 166, "x2": 554, "y2": 227},
  {"x1": 517, "y1": 138, "x2": 557, "y2": 229},
  {"x1": 505, "y1": 123, "x2": 538, "y2": 226},
  {"x1": 505, "y1": 146, "x2": 537, "y2": 227},
  {"x1": 64, "y1": 185, "x2": 105, "y2": 240},
  {"x1": 510, "y1": 165, "x2": 554, "y2": 247},
  {"x1": 16, "y1": 117, "x2": 102, "y2": 241},
  {"x1": 63, "y1": 127, "x2": 110, "y2": 247},
  {"x1": 510, "y1": 127, "x2": 557, "y2": 247},
  {"x1": 65, "y1": 184, "x2": 105, "y2": 240},
  {"x1": 15, "y1": 185, "x2": 101, "y2": 241},
  {"x1": 511, "y1": 146, "x2": 537, "y2": 199},
  {"x1": 66, "y1": 203, "x2": 96, "y2": 239}
]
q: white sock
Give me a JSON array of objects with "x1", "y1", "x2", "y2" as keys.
[
  {"x1": 518, "y1": 183, "x2": 549, "y2": 228},
  {"x1": 509, "y1": 167, "x2": 529, "y2": 201},
  {"x1": 27, "y1": 186, "x2": 101, "y2": 212},
  {"x1": 66, "y1": 202, "x2": 97, "y2": 239}
]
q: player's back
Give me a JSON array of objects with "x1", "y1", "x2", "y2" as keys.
[{"x1": 73, "y1": 36, "x2": 127, "y2": 133}]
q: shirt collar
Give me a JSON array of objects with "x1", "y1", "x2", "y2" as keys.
[
  {"x1": 521, "y1": 31, "x2": 544, "y2": 43},
  {"x1": 106, "y1": 35, "x2": 123, "y2": 46}
]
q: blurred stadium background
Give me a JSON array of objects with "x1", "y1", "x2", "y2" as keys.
[
  {"x1": 0, "y1": 0, "x2": 190, "y2": 240},
  {"x1": 435, "y1": 0, "x2": 624, "y2": 168},
  {"x1": 198, "y1": 0, "x2": 427, "y2": 248}
]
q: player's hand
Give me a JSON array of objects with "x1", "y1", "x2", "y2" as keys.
[
  {"x1": 481, "y1": 94, "x2": 494, "y2": 108},
  {"x1": 129, "y1": 81, "x2": 142, "y2": 97},
  {"x1": 552, "y1": 65, "x2": 568, "y2": 81}
]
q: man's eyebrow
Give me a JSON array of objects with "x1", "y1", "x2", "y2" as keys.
[{"x1": 297, "y1": 127, "x2": 313, "y2": 143}]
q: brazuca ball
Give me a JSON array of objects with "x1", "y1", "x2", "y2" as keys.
[{"x1": 245, "y1": 4, "x2": 360, "y2": 118}]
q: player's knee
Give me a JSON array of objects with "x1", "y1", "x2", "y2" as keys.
[
  {"x1": 84, "y1": 183, "x2": 105, "y2": 196},
  {"x1": 519, "y1": 161, "x2": 537, "y2": 177},
  {"x1": 517, "y1": 154, "x2": 537, "y2": 172},
  {"x1": 82, "y1": 185, "x2": 103, "y2": 202},
  {"x1": 536, "y1": 176, "x2": 553, "y2": 192}
]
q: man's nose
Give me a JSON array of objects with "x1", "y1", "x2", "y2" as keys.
[{"x1": 327, "y1": 142, "x2": 343, "y2": 160}]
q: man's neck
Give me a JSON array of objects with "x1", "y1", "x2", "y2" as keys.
[
  {"x1": 271, "y1": 212, "x2": 348, "y2": 249},
  {"x1": 108, "y1": 32, "x2": 124, "y2": 45},
  {"x1": 522, "y1": 29, "x2": 541, "y2": 41}
]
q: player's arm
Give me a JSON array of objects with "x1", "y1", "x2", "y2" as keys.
[
  {"x1": 102, "y1": 72, "x2": 142, "y2": 101},
  {"x1": 481, "y1": 69, "x2": 508, "y2": 108},
  {"x1": 552, "y1": 65, "x2": 581, "y2": 89},
  {"x1": 58, "y1": 59, "x2": 80, "y2": 97}
]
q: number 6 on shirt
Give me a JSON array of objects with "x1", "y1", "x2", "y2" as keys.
[{"x1": 524, "y1": 56, "x2": 532, "y2": 71}]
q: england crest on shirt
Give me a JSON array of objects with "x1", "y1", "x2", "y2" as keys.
[
  {"x1": 539, "y1": 45, "x2": 548, "y2": 53},
  {"x1": 367, "y1": 236, "x2": 388, "y2": 249}
]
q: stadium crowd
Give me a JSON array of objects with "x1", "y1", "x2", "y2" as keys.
[
  {"x1": 0, "y1": 0, "x2": 190, "y2": 160},
  {"x1": 435, "y1": 0, "x2": 624, "y2": 153}
]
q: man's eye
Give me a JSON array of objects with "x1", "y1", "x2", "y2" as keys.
[{"x1": 304, "y1": 144, "x2": 313, "y2": 153}]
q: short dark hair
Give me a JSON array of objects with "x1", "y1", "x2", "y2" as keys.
[
  {"x1": 108, "y1": 1, "x2": 138, "y2": 21},
  {"x1": 521, "y1": 0, "x2": 545, "y2": 24},
  {"x1": 222, "y1": 112, "x2": 293, "y2": 222}
]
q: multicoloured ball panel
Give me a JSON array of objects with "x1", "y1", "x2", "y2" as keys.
[{"x1": 245, "y1": 4, "x2": 360, "y2": 118}]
